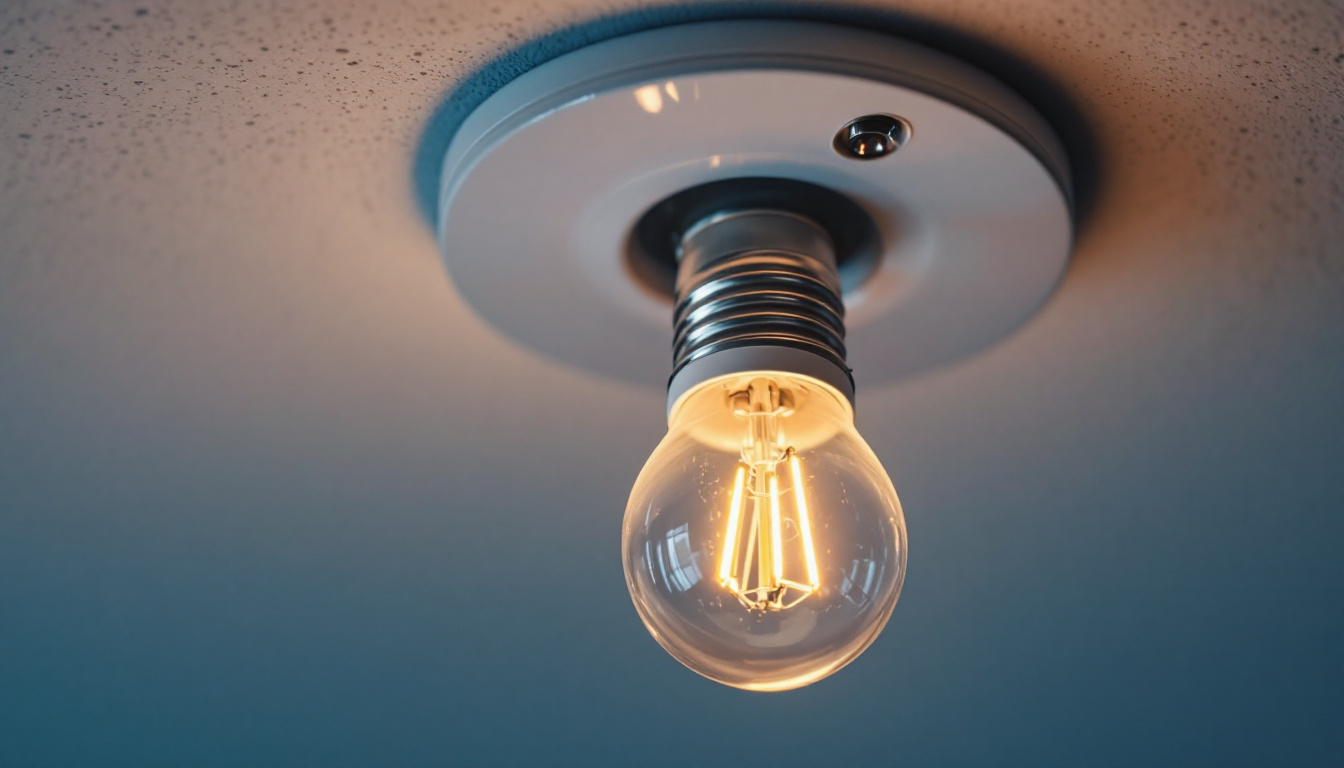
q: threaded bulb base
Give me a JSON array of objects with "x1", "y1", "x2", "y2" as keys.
[{"x1": 666, "y1": 209, "x2": 853, "y2": 414}]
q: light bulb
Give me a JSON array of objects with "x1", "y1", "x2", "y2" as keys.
[
  {"x1": 624, "y1": 371, "x2": 905, "y2": 691},
  {"x1": 622, "y1": 208, "x2": 907, "y2": 691}
]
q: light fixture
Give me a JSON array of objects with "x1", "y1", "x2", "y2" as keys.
[{"x1": 435, "y1": 20, "x2": 1073, "y2": 690}]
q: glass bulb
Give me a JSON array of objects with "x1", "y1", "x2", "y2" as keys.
[{"x1": 623, "y1": 371, "x2": 906, "y2": 691}]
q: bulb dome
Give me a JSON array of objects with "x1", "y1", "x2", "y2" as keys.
[{"x1": 622, "y1": 372, "x2": 906, "y2": 691}]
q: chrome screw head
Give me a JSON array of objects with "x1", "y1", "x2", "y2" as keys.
[{"x1": 834, "y1": 115, "x2": 911, "y2": 160}]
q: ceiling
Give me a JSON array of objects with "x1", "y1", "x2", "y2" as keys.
[{"x1": 1, "y1": 0, "x2": 1341, "y2": 765}]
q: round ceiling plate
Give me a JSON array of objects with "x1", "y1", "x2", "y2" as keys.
[{"x1": 437, "y1": 20, "x2": 1073, "y2": 389}]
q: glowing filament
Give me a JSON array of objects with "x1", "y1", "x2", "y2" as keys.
[
  {"x1": 768, "y1": 473, "x2": 784, "y2": 584},
  {"x1": 789, "y1": 452, "x2": 820, "y2": 590},
  {"x1": 718, "y1": 452, "x2": 822, "y2": 612},
  {"x1": 718, "y1": 465, "x2": 747, "y2": 590}
]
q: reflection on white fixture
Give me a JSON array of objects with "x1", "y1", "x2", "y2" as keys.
[{"x1": 437, "y1": 20, "x2": 1073, "y2": 690}]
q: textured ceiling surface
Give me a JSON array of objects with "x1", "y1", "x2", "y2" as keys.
[{"x1": 2, "y1": 0, "x2": 1342, "y2": 765}]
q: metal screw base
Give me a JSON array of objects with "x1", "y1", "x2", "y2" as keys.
[{"x1": 667, "y1": 209, "x2": 854, "y2": 411}]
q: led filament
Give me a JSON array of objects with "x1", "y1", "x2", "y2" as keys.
[{"x1": 717, "y1": 379, "x2": 821, "y2": 612}]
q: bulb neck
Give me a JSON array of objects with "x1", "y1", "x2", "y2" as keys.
[{"x1": 667, "y1": 209, "x2": 854, "y2": 416}]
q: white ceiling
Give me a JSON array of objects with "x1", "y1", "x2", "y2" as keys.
[{"x1": 2, "y1": 0, "x2": 1342, "y2": 765}]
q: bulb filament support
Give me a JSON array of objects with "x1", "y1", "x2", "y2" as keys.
[{"x1": 717, "y1": 379, "x2": 821, "y2": 612}]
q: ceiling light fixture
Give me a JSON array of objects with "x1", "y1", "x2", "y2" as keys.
[{"x1": 435, "y1": 20, "x2": 1073, "y2": 691}]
